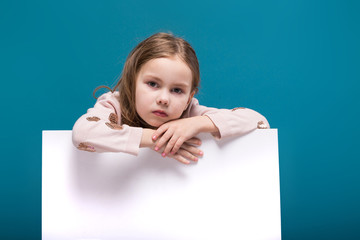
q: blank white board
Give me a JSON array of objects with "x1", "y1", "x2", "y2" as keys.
[{"x1": 42, "y1": 129, "x2": 281, "y2": 240}]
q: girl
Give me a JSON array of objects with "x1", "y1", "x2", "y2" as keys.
[{"x1": 72, "y1": 32, "x2": 269, "y2": 164}]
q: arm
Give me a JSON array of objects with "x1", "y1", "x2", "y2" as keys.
[
  {"x1": 72, "y1": 91, "x2": 143, "y2": 155},
  {"x1": 72, "y1": 91, "x2": 202, "y2": 163},
  {"x1": 190, "y1": 99, "x2": 270, "y2": 139},
  {"x1": 153, "y1": 98, "x2": 270, "y2": 155}
]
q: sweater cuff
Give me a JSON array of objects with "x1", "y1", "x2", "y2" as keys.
[
  {"x1": 204, "y1": 113, "x2": 226, "y2": 139},
  {"x1": 125, "y1": 127, "x2": 143, "y2": 156}
]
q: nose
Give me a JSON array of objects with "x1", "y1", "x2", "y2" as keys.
[{"x1": 156, "y1": 90, "x2": 169, "y2": 106}]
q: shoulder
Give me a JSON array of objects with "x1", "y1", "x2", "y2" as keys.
[
  {"x1": 182, "y1": 97, "x2": 207, "y2": 118},
  {"x1": 186, "y1": 97, "x2": 200, "y2": 111},
  {"x1": 188, "y1": 97, "x2": 200, "y2": 107},
  {"x1": 96, "y1": 91, "x2": 121, "y2": 107},
  {"x1": 91, "y1": 91, "x2": 122, "y2": 115},
  {"x1": 97, "y1": 91, "x2": 120, "y2": 101}
]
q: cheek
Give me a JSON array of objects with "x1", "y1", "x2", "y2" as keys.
[
  {"x1": 135, "y1": 90, "x2": 153, "y2": 115},
  {"x1": 135, "y1": 91, "x2": 144, "y2": 113},
  {"x1": 135, "y1": 95, "x2": 145, "y2": 110},
  {"x1": 135, "y1": 87, "x2": 146, "y2": 104},
  {"x1": 173, "y1": 98, "x2": 190, "y2": 114}
]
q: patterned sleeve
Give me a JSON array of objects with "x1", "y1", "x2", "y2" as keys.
[
  {"x1": 183, "y1": 98, "x2": 270, "y2": 139},
  {"x1": 72, "y1": 92, "x2": 143, "y2": 155}
]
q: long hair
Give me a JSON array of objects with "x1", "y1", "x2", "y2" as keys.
[{"x1": 112, "y1": 32, "x2": 200, "y2": 128}]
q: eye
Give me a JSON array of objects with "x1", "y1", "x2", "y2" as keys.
[
  {"x1": 147, "y1": 81, "x2": 158, "y2": 88},
  {"x1": 171, "y1": 88, "x2": 183, "y2": 94}
]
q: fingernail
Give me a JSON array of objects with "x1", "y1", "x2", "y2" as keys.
[
  {"x1": 171, "y1": 151, "x2": 175, "y2": 155},
  {"x1": 199, "y1": 151, "x2": 203, "y2": 155},
  {"x1": 155, "y1": 147, "x2": 159, "y2": 151},
  {"x1": 162, "y1": 153, "x2": 166, "y2": 157},
  {"x1": 152, "y1": 135, "x2": 157, "y2": 140},
  {"x1": 194, "y1": 157, "x2": 198, "y2": 161}
]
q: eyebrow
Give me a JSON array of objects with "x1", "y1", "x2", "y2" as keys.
[{"x1": 144, "y1": 74, "x2": 190, "y2": 88}]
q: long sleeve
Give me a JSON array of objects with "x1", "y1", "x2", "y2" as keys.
[
  {"x1": 183, "y1": 98, "x2": 270, "y2": 139},
  {"x1": 72, "y1": 92, "x2": 143, "y2": 155}
]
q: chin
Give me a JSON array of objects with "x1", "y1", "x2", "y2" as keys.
[{"x1": 145, "y1": 120, "x2": 163, "y2": 128}]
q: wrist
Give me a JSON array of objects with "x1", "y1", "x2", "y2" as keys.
[
  {"x1": 140, "y1": 128, "x2": 156, "y2": 148},
  {"x1": 199, "y1": 115, "x2": 219, "y2": 133}
]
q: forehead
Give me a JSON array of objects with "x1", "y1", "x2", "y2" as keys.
[{"x1": 138, "y1": 56, "x2": 193, "y2": 86}]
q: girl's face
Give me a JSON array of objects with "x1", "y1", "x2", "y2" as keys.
[{"x1": 135, "y1": 56, "x2": 195, "y2": 127}]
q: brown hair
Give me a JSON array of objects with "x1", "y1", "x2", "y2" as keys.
[{"x1": 110, "y1": 32, "x2": 200, "y2": 128}]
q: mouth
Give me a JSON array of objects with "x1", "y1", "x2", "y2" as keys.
[{"x1": 152, "y1": 110, "x2": 168, "y2": 117}]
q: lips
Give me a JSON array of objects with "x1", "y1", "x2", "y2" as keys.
[{"x1": 152, "y1": 110, "x2": 168, "y2": 117}]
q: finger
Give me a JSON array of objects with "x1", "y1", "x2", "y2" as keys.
[
  {"x1": 163, "y1": 133, "x2": 184, "y2": 155},
  {"x1": 181, "y1": 143, "x2": 204, "y2": 157},
  {"x1": 177, "y1": 148, "x2": 199, "y2": 162},
  {"x1": 185, "y1": 137, "x2": 202, "y2": 146},
  {"x1": 152, "y1": 124, "x2": 168, "y2": 141},
  {"x1": 163, "y1": 136, "x2": 177, "y2": 156},
  {"x1": 151, "y1": 146, "x2": 166, "y2": 157},
  {"x1": 154, "y1": 129, "x2": 174, "y2": 151},
  {"x1": 170, "y1": 137, "x2": 187, "y2": 155},
  {"x1": 171, "y1": 154, "x2": 191, "y2": 165}
]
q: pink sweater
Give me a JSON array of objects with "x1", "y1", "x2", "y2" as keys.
[{"x1": 72, "y1": 91, "x2": 270, "y2": 155}]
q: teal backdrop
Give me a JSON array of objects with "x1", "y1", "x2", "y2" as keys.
[{"x1": 1, "y1": 0, "x2": 359, "y2": 239}]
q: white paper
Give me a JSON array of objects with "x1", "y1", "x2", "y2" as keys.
[{"x1": 42, "y1": 129, "x2": 281, "y2": 240}]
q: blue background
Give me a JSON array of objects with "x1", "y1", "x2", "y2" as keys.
[{"x1": 1, "y1": 0, "x2": 359, "y2": 239}]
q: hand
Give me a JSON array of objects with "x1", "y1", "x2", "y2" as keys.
[
  {"x1": 153, "y1": 137, "x2": 203, "y2": 164},
  {"x1": 152, "y1": 116, "x2": 217, "y2": 156},
  {"x1": 141, "y1": 128, "x2": 203, "y2": 164}
]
